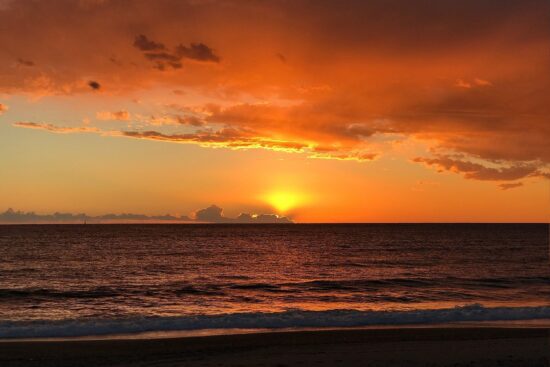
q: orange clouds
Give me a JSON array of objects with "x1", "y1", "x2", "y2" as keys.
[
  {"x1": 96, "y1": 110, "x2": 131, "y2": 121},
  {"x1": 13, "y1": 122, "x2": 99, "y2": 134},
  {"x1": 2, "y1": 0, "x2": 549, "y2": 189},
  {"x1": 413, "y1": 156, "x2": 544, "y2": 182},
  {"x1": 120, "y1": 129, "x2": 309, "y2": 153}
]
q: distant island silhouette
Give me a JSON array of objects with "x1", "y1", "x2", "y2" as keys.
[{"x1": 0, "y1": 205, "x2": 292, "y2": 224}]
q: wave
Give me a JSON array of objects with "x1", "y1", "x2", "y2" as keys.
[
  {"x1": 0, "y1": 287, "x2": 120, "y2": 300},
  {"x1": 2, "y1": 304, "x2": 550, "y2": 339},
  {"x1": 3, "y1": 276, "x2": 548, "y2": 301}
]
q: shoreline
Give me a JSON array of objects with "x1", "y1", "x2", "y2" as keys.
[
  {"x1": 1, "y1": 326, "x2": 549, "y2": 366},
  {"x1": 2, "y1": 319, "x2": 550, "y2": 343}
]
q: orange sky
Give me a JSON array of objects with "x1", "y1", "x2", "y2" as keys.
[{"x1": 0, "y1": 0, "x2": 549, "y2": 222}]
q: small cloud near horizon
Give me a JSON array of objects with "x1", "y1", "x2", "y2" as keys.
[{"x1": 194, "y1": 205, "x2": 292, "y2": 223}]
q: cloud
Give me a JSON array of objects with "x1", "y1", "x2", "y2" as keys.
[
  {"x1": 0, "y1": 208, "x2": 191, "y2": 224},
  {"x1": 175, "y1": 115, "x2": 205, "y2": 126},
  {"x1": 13, "y1": 122, "x2": 99, "y2": 134},
  {"x1": 12, "y1": 118, "x2": 378, "y2": 162},
  {"x1": 276, "y1": 53, "x2": 287, "y2": 63},
  {"x1": 143, "y1": 52, "x2": 183, "y2": 70},
  {"x1": 96, "y1": 110, "x2": 131, "y2": 121},
  {"x1": 120, "y1": 129, "x2": 310, "y2": 153},
  {"x1": 309, "y1": 151, "x2": 378, "y2": 162},
  {"x1": 0, "y1": 103, "x2": 7, "y2": 114},
  {"x1": 194, "y1": 204, "x2": 225, "y2": 222},
  {"x1": 133, "y1": 34, "x2": 219, "y2": 70},
  {"x1": 474, "y1": 78, "x2": 492, "y2": 87},
  {"x1": 455, "y1": 78, "x2": 492, "y2": 89},
  {"x1": 88, "y1": 81, "x2": 100, "y2": 90},
  {"x1": 194, "y1": 205, "x2": 292, "y2": 223},
  {"x1": 0, "y1": 206, "x2": 292, "y2": 224},
  {"x1": 413, "y1": 155, "x2": 542, "y2": 181},
  {"x1": 133, "y1": 34, "x2": 166, "y2": 51},
  {"x1": 455, "y1": 79, "x2": 472, "y2": 89},
  {"x1": 1, "y1": 0, "x2": 549, "y2": 182},
  {"x1": 176, "y1": 43, "x2": 220, "y2": 63},
  {"x1": 498, "y1": 182, "x2": 524, "y2": 190},
  {"x1": 16, "y1": 58, "x2": 34, "y2": 67}
]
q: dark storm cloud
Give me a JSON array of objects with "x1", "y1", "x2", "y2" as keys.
[
  {"x1": 133, "y1": 34, "x2": 220, "y2": 70},
  {"x1": 176, "y1": 43, "x2": 220, "y2": 63},
  {"x1": 133, "y1": 34, "x2": 166, "y2": 51}
]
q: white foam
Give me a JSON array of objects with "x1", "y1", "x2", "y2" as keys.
[{"x1": 2, "y1": 304, "x2": 550, "y2": 339}]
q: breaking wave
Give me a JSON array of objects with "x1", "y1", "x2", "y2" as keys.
[{"x1": 2, "y1": 304, "x2": 550, "y2": 339}]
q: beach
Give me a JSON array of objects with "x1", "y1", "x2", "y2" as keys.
[{"x1": 1, "y1": 327, "x2": 549, "y2": 367}]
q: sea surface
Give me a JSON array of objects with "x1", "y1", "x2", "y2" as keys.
[{"x1": 0, "y1": 224, "x2": 549, "y2": 338}]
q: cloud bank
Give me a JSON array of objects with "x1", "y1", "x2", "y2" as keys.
[
  {"x1": 0, "y1": 206, "x2": 292, "y2": 224},
  {"x1": 1, "y1": 0, "x2": 549, "y2": 185}
]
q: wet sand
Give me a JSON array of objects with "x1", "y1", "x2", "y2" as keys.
[{"x1": 1, "y1": 327, "x2": 549, "y2": 367}]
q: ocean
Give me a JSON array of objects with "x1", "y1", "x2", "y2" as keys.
[{"x1": 0, "y1": 223, "x2": 549, "y2": 339}]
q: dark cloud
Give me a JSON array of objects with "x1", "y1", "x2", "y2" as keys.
[
  {"x1": 194, "y1": 205, "x2": 292, "y2": 223},
  {"x1": 133, "y1": 34, "x2": 166, "y2": 51},
  {"x1": 285, "y1": 0, "x2": 550, "y2": 55},
  {"x1": 88, "y1": 80, "x2": 101, "y2": 90},
  {"x1": 134, "y1": 34, "x2": 219, "y2": 70},
  {"x1": 144, "y1": 52, "x2": 180, "y2": 62},
  {"x1": 16, "y1": 58, "x2": 34, "y2": 66},
  {"x1": 143, "y1": 51, "x2": 182, "y2": 70},
  {"x1": 0, "y1": 208, "x2": 191, "y2": 224},
  {"x1": 499, "y1": 182, "x2": 524, "y2": 190},
  {"x1": 276, "y1": 53, "x2": 287, "y2": 63},
  {"x1": 0, "y1": 209, "x2": 88, "y2": 223},
  {"x1": 195, "y1": 204, "x2": 225, "y2": 222},
  {"x1": 413, "y1": 155, "x2": 543, "y2": 181},
  {"x1": 176, "y1": 43, "x2": 220, "y2": 63},
  {"x1": 0, "y1": 205, "x2": 291, "y2": 224}
]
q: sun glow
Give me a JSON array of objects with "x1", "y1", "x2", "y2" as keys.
[{"x1": 263, "y1": 191, "x2": 305, "y2": 213}]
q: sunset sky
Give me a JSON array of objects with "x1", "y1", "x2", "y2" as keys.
[{"x1": 0, "y1": 0, "x2": 549, "y2": 222}]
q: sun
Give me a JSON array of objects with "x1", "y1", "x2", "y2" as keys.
[{"x1": 263, "y1": 191, "x2": 304, "y2": 213}]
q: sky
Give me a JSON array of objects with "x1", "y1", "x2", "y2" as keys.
[{"x1": 0, "y1": 0, "x2": 549, "y2": 222}]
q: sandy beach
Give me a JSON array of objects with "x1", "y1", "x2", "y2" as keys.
[{"x1": 1, "y1": 327, "x2": 549, "y2": 367}]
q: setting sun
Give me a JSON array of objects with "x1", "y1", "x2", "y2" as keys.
[{"x1": 263, "y1": 191, "x2": 306, "y2": 213}]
